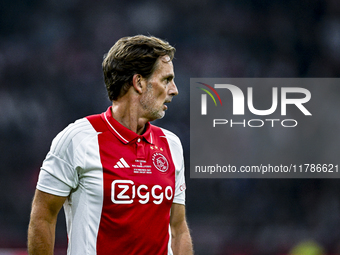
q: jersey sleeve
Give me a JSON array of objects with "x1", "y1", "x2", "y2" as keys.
[
  {"x1": 37, "y1": 118, "x2": 92, "y2": 197},
  {"x1": 161, "y1": 128, "x2": 186, "y2": 205}
]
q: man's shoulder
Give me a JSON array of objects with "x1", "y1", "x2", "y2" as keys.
[
  {"x1": 50, "y1": 116, "x2": 100, "y2": 155},
  {"x1": 61, "y1": 111, "x2": 107, "y2": 138},
  {"x1": 150, "y1": 124, "x2": 182, "y2": 147},
  {"x1": 61, "y1": 117, "x2": 95, "y2": 137}
]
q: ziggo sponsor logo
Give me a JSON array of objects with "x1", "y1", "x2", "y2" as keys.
[{"x1": 111, "y1": 180, "x2": 173, "y2": 204}]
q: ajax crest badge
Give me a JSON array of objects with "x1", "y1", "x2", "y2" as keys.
[{"x1": 152, "y1": 153, "x2": 169, "y2": 172}]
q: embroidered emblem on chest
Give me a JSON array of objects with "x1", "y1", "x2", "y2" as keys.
[{"x1": 152, "y1": 152, "x2": 169, "y2": 172}]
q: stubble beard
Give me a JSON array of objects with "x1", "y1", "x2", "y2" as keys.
[{"x1": 140, "y1": 83, "x2": 165, "y2": 121}]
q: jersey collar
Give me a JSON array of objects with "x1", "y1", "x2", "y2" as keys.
[{"x1": 101, "y1": 106, "x2": 153, "y2": 144}]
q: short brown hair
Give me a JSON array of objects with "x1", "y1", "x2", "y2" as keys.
[{"x1": 102, "y1": 35, "x2": 176, "y2": 101}]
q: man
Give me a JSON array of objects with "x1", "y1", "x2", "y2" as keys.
[{"x1": 27, "y1": 35, "x2": 193, "y2": 255}]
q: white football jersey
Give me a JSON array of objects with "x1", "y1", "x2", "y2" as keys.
[{"x1": 37, "y1": 107, "x2": 186, "y2": 255}]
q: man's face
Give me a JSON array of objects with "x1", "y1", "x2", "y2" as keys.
[{"x1": 140, "y1": 55, "x2": 178, "y2": 121}]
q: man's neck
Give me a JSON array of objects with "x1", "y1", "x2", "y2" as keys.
[{"x1": 111, "y1": 99, "x2": 148, "y2": 135}]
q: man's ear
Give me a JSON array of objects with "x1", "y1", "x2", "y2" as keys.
[{"x1": 132, "y1": 74, "x2": 144, "y2": 94}]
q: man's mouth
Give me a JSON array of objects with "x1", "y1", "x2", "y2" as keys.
[
  {"x1": 164, "y1": 99, "x2": 172, "y2": 110},
  {"x1": 164, "y1": 98, "x2": 172, "y2": 104}
]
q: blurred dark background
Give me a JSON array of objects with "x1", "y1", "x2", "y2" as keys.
[{"x1": 1, "y1": 0, "x2": 340, "y2": 254}]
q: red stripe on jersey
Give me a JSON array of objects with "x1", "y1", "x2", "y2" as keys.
[{"x1": 87, "y1": 111, "x2": 175, "y2": 255}]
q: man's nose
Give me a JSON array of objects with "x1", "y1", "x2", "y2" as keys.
[{"x1": 169, "y1": 81, "x2": 178, "y2": 96}]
